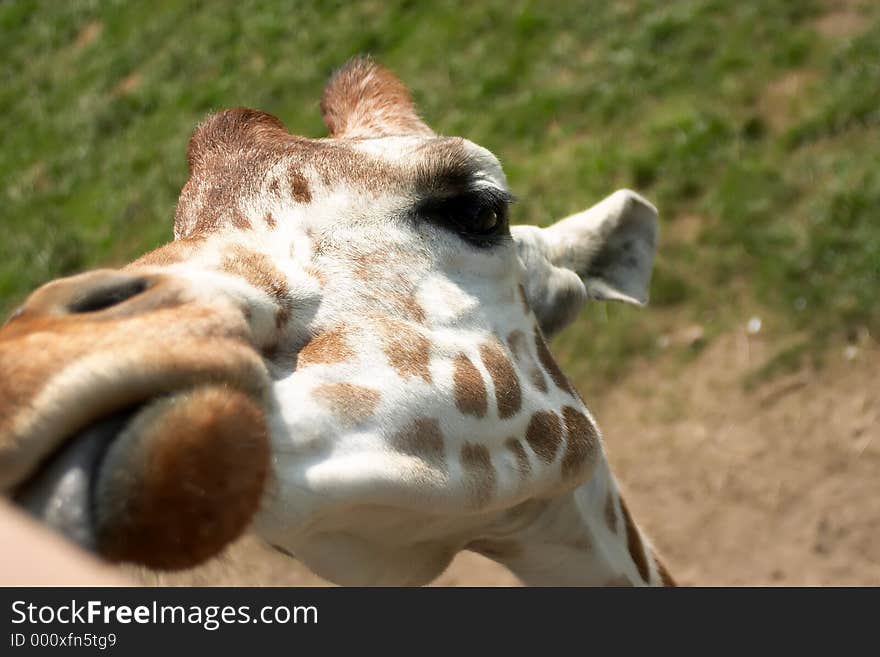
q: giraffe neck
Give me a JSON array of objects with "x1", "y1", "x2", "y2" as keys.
[{"x1": 477, "y1": 460, "x2": 675, "y2": 587}]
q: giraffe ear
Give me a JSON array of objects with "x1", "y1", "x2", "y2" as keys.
[
  {"x1": 321, "y1": 56, "x2": 434, "y2": 139},
  {"x1": 513, "y1": 190, "x2": 658, "y2": 338}
]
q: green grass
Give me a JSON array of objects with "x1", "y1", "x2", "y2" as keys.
[{"x1": 2, "y1": 0, "x2": 878, "y2": 392}]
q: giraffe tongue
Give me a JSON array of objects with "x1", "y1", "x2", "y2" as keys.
[{"x1": 13, "y1": 408, "x2": 140, "y2": 552}]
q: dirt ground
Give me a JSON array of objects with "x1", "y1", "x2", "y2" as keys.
[{"x1": 139, "y1": 326, "x2": 880, "y2": 586}]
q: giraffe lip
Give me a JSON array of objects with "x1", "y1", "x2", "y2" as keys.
[
  {"x1": 12, "y1": 404, "x2": 146, "y2": 552},
  {"x1": 11, "y1": 381, "x2": 270, "y2": 565}
]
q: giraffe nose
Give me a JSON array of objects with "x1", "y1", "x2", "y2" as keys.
[
  {"x1": 65, "y1": 272, "x2": 150, "y2": 314},
  {"x1": 14, "y1": 270, "x2": 155, "y2": 319}
]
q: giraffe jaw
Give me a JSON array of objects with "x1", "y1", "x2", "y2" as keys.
[{"x1": 12, "y1": 384, "x2": 271, "y2": 571}]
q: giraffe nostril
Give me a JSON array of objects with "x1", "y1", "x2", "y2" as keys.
[{"x1": 67, "y1": 277, "x2": 151, "y2": 314}]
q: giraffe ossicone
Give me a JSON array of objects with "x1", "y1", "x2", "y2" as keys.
[{"x1": 0, "y1": 57, "x2": 672, "y2": 586}]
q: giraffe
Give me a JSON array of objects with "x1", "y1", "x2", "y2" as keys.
[{"x1": 0, "y1": 58, "x2": 672, "y2": 586}]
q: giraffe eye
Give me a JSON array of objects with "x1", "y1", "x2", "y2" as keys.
[
  {"x1": 451, "y1": 193, "x2": 509, "y2": 239},
  {"x1": 417, "y1": 188, "x2": 512, "y2": 246},
  {"x1": 469, "y1": 205, "x2": 501, "y2": 234}
]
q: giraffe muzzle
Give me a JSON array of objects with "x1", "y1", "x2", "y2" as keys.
[{"x1": 0, "y1": 264, "x2": 280, "y2": 569}]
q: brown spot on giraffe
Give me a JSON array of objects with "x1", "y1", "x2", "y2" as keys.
[
  {"x1": 298, "y1": 324, "x2": 354, "y2": 367},
  {"x1": 452, "y1": 354, "x2": 487, "y2": 418},
  {"x1": 560, "y1": 406, "x2": 598, "y2": 478},
  {"x1": 287, "y1": 166, "x2": 311, "y2": 203},
  {"x1": 506, "y1": 330, "x2": 527, "y2": 361},
  {"x1": 479, "y1": 340, "x2": 521, "y2": 419},
  {"x1": 221, "y1": 245, "x2": 292, "y2": 328},
  {"x1": 505, "y1": 437, "x2": 531, "y2": 480},
  {"x1": 393, "y1": 288, "x2": 426, "y2": 325},
  {"x1": 619, "y1": 496, "x2": 651, "y2": 583},
  {"x1": 460, "y1": 442, "x2": 495, "y2": 507},
  {"x1": 379, "y1": 319, "x2": 432, "y2": 383},
  {"x1": 351, "y1": 250, "x2": 386, "y2": 281},
  {"x1": 604, "y1": 490, "x2": 618, "y2": 533},
  {"x1": 313, "y1": 383, "x2": 380, "y2": 425},
  {"x1": 230, "y1": 208, "x2": 252, "y2": 231},
  {"x1": 392, "y1": 417, "x2": 445, "y2": 465},
  {"x1": 529, "y1": 368, "x2": 548, "y2": 393},
  {"x1": 525, "y1": 410, "x2": 563, "y2": 464},
  {"x1": 385, "y1": 273, "x2": 426, "y2": 323},
  {"x1": 507, "y1": 329, "x2": 548, "y2": 393},
  {"x1": 388, "y1": 274, "x2": 425, "y2": 324},
  {"x1": 356, "y1": 266, "x2": 426, "y2": 324},
  {"x1": 535, "y1": 332, "x2": 575, "y2": 396},
  {"x1": 348, "y1": 252, "x2": 373, "y2": 280}
]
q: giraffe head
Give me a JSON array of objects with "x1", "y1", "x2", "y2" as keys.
[{"x1": 0, "y1": 58, "x2": 657, "y2": 582}]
